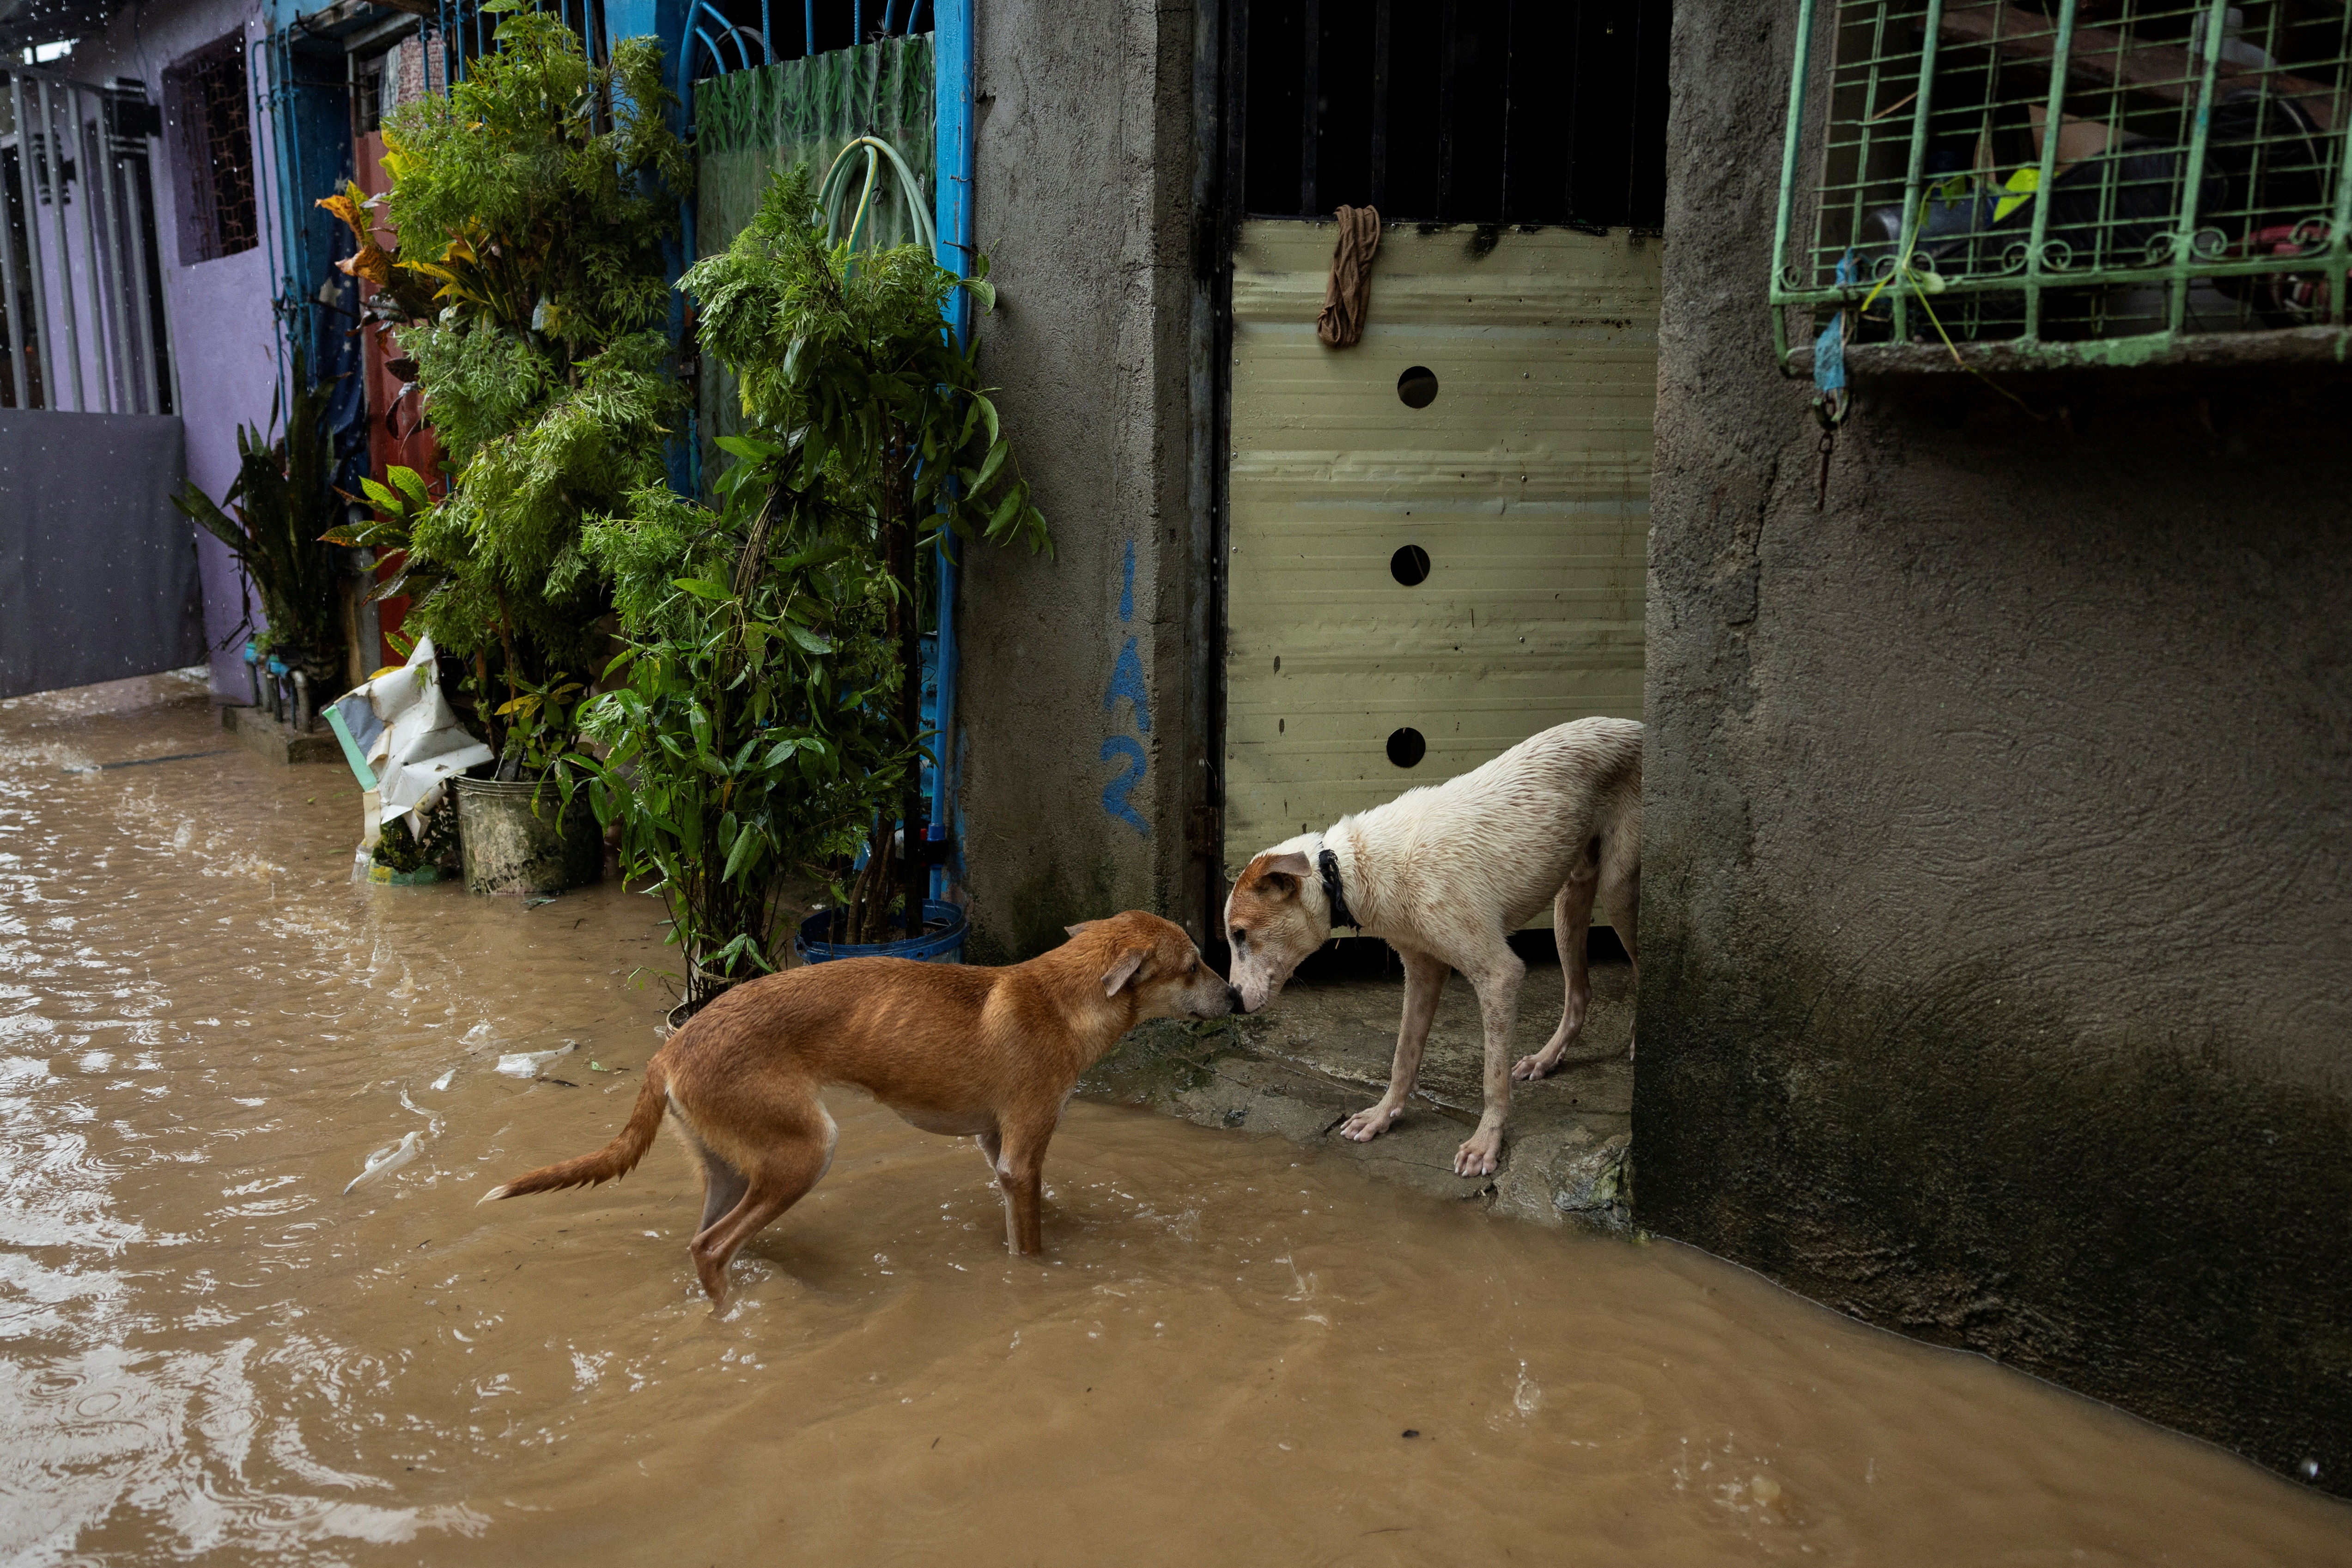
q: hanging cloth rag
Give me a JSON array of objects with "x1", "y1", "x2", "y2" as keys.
[
  {"x1": 1316, "y1": 205, "x2": 1382, "y2": 348},
  {"x1": 1812, "y1": 251, "x2": 1856, "y2": 423}
]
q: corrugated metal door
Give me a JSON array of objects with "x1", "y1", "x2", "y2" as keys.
[{"x1": 1222, "y1": 220, "x2": 1659, "y2": 895}]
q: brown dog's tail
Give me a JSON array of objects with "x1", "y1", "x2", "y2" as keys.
[{"x1": 476, "y1": 1056, "x2": 669, "y2": 1205}]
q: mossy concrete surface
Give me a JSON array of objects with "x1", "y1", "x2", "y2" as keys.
[
  {"x1": 1081, "y1": 954, "x2": 1636, "y2": 1234},
  {"x1": 1648, "y1": 0, "x2": 2352, "y2": 1497}
]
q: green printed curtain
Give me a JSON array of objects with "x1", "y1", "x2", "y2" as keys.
[{"x1": 691, "y1": 35, "x2": 936, "y2": 482}]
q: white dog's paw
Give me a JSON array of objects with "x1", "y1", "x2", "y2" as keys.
[
  {"x1": 1510, "y1": 1051, "x2": 1554, "y2": 1082},
  {"x1": 1453, "y1": 1132, "x2": 1502, "y2": 1178},
  {"x1": 1338, "y1": 1104, "x2": 1401, "y2": 1143}
]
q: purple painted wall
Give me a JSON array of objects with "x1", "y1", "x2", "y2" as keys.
[{"x1": 70, "y1": 0, "x2": 278, "y2": 701}]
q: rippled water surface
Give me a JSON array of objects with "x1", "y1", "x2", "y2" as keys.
[{"x1": 3, "y1": 674, "x2": 2348, "y2": 1567}]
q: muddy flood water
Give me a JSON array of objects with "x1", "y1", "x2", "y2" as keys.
[{"x1": 3, "y1": 673, "x2": 2348, "y2": 1567}]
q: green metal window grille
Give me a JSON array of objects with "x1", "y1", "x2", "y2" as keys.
[{"x1": 1772, "y1": 1, "x2": 2352, "y2": 371}]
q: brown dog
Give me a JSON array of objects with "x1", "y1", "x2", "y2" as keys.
[{"x1": 479, "y1": 911, "x2": 1237, "y2": 1303}]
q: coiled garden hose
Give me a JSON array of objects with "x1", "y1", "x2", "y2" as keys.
[{"x1": 816, "y1": 134, "x2": 938, "y2": 260}]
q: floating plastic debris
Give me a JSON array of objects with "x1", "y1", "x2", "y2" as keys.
[
  {"x1": 495, "y1": 1044, "x2": 576, "y2": 1079},
  {"x1": 331, "y1": 637, "x2": 493, "y2": 837},
  {"x1": 430, "y1": 1069, "x2": 456, "y2": 1091},
  {"x1": 343, "y1": 1130, "x2": 424, "y2": 1196}
]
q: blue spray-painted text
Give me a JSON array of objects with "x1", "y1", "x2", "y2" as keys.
[{"x1": 1100, "y1": 539, "x2": 1149, "y2": 836}]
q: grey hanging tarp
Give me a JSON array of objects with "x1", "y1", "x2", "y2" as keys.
[
  {"x1": 692, "y1": 35, "x2": 936, "y2": 483},
  {"x1": 0, "y1": 410, "x2": 203, "y2": 700}
]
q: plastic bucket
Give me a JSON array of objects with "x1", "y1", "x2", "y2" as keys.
[
  {"x1": 794, "y1": 900, "x2": 966, "y2": 966},
  {"x1": 454, "y1": 776, "x2": 602, "y2": 896}
]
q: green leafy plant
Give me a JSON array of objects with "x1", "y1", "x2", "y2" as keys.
[
  {"x1": 493, "y1": 671, "x2": 590, "y2": 783},
  {"x1": 675, "y1": 165, "x2": 1049, "y2": 945},
  {"x1": 573, "y1": 437, "x2": 908, "y2": 1008},
  {"x1": 320, "y1": 4, "x2": 689, "y2": 773},
  {"x1": 173, "y1": 368, "x2": 346, "y2": 686}
]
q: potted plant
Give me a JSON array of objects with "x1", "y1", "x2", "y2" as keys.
[
  {"x1": 318, "y1": 1, "x2": 688, "y2": 894},
  {"x1": 585, "y1": 165, "x2": 1048, "y2": 1011},
  {"x1": 575, "y1": 441, "x2": 906, "y2": 1010},
  {"x1": 173, "y1": 365, "x2": 348, "y2": 729}
]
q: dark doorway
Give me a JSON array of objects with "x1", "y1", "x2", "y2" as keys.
[{"x1": 1234, "y1": 0, "x2": 1671, "y2": 228}]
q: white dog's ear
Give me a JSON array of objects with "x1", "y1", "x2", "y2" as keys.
[
  {"x1": 1100, "y1": 945, "x2": 1151, "y2": 997},
  {"x1": 1064, "y1": 920, "x2": 1097, "y2": 937},
  {"x1": 1252, "y1": 851, "x2": 1313, "y2": 895}
]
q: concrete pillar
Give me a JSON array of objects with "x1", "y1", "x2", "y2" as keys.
[{"x1": 953, "y1": 0, "x2": 1211, "y2": 958}]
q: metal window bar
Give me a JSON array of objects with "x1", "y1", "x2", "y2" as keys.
[
  {"x1": 1370, "y1": 0, "x2": 1391, "y2": 208},
  {"x1": 254, "y1": 30, "x2": 304, "y2": 404},
  {"x1": 406, "y1": 0, "x2": 923, "y2": 95},
  {"x1": 0, "y1": 123, "x2": 22, "y2": 412},
  {"x1": 681, "y1": 0, "x2": 930, "y2": 83},
  {"x1": 36, "y1": 80, "x2": 81, "y2": 408},
  {"x1": 80, "y1": 114, "x2": 122, "y2": 410},
  {"x1": 104, "y1": 87, "x2": 165, "y2": 415},
  {"x1": 7, "y1": 74, "x2": 54, "y2": 407},
  {"x1": 186, "y1": 40, "x2": 260, "y2": 258},
  {"x1": 1300, "y1": 0, "x2": 1319, "y2": 216},
  {"x1": 417, "y1": 1, "x2": 650, "y2": 95},
  {"x1": 0, "y1": 63, "x2": 173, "y2": 412},
  {"x1": 401, "y1": 0, "x2": 917, "y2": 93},
  {"x1": 1249, "y1": 1, "x2": 1666, "y2": 229},
  {"x1": 1436, "y1": 0, "x2": 1458, "y2": 215},
  {"x1": 1773, "y1": 0, "x2": 2352, "y2": 370}
]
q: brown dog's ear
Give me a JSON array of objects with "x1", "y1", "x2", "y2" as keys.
[
  {"x1": 1064, "y1": 921, "x2": 1096, "y2": 937},
  {"x1": 1100, "y1": 945, "x2": 1151, "y2": 997}
]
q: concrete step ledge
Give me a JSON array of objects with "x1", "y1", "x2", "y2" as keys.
[
  {"x1": 222, "y1": 703, "x2": 341, "y2": 766},
  {"x1": 1080, "y1": 964, "x2": 1638, "y2": 1236}
]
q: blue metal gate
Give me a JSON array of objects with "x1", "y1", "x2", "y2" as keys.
[{"x1": 665, "y1": 0, "x2": 976, "y2": 899}]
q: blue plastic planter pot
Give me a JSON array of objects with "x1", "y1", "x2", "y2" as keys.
[{"x1": 794, "y1": 900, "x2": 967, "y2": 966}]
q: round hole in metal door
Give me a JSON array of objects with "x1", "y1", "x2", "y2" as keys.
[
  {"x1": 1390, "y1": 545, "x2": 1430, "y2": 586},
  {"x1": 1386, "y1": 728, "x2": 1427, "y2": 768},
  {"x1": 1397, "y1": 366, "x2": 1439, "y2": 409}
]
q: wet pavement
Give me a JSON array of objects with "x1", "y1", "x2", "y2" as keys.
[
  {"x1": 1085, "y1": 950, "x2": 1635, "y2": 1231},
  {"x1": 4, "y1": 671, "x2": 2348, "y2": 1566}
]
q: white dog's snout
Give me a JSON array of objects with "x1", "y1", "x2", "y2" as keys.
[{"x1": 1235, "y1": 974, "x2": 1280, "y2": 1015}]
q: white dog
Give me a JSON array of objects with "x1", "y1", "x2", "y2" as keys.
[{"x1": 1222, "y1": 718, "x2": 1641, "y2": 1177}]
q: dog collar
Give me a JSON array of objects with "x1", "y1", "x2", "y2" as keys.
[{"x1": 1318, "y1": 847, "x2": 1358, "y2": 930}]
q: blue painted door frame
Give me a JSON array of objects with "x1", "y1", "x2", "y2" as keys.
[{"x1": 928, "y1": 0, "x2": 972, "y2": 897}]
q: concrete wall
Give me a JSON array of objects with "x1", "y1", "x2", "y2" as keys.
[
  {"x1": 75, "y1": 0, "x2": 279, "y2": 700},
  {"x1": 1638, "y1": 2, "x2": 2352, "y2": 1496},
  {"x1": 953, "y1": 0, "x2": 1210, "y2": 958}
]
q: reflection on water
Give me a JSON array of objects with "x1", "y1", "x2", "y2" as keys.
[{"x1": 3, "y1": 673, "x2": 2347, "y2": 1566}]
